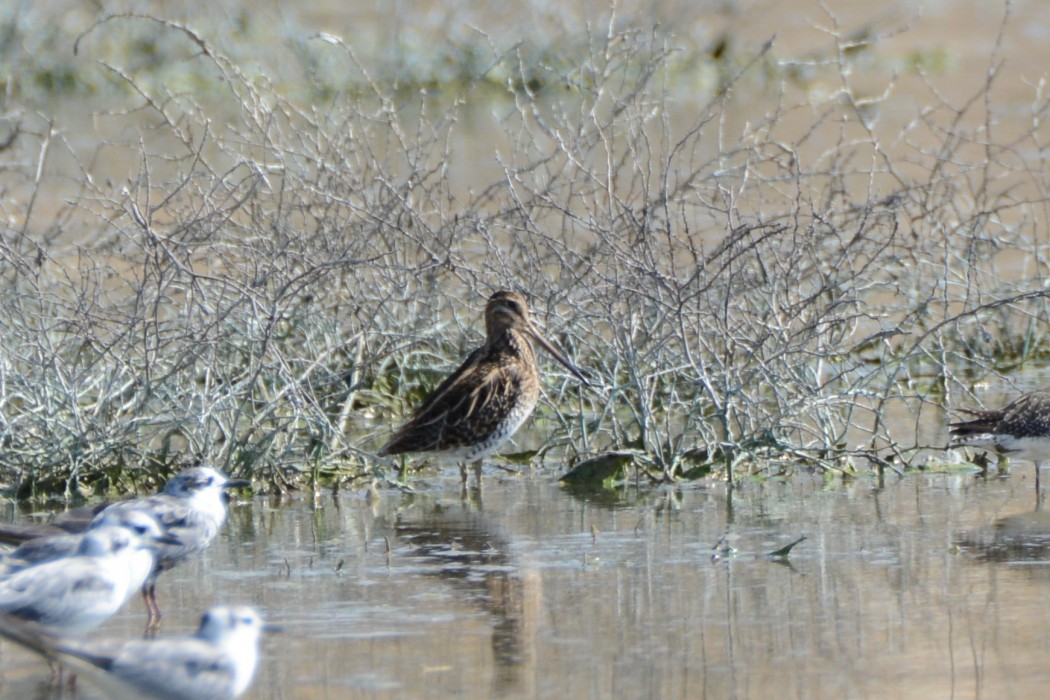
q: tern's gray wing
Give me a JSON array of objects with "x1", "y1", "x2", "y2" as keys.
[
  {"x1": 106, "y1": 638, "x2": 241, "y2": 700},
  {"x1": 10, "y1": 533, "x2": 83, "y2": 563},
  {"x1": 102, "y1": 497, "x2": 218, "y2": 568},
  {"x1": 0, "y1": 521, "x2": 70, "y2": 545},
  {"x1": 0, "y1": 532, "x2": 83, "y2": 575},
  {"x1": 51, "y1": 503, "x2": 111, "y2": 533}
]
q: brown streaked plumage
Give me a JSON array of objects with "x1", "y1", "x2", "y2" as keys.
[
  {"x1": 950, "y1": 387, "x2": 1050, "y2": 495},
  {"x1": 380, "y1": 290, "x2": 588, "y2": 482}
]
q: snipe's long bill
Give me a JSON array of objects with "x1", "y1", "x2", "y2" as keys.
[{"x1": 380, "y1": 290, "x2": 588, "y2": 483}]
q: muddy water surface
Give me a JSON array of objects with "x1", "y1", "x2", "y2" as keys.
[{"x1": 1, "y1": 467, "x2": 1049, "y2": 699}]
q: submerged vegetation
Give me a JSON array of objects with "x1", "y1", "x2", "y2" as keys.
[{"x1": 0, "y1": 1, "x2": 1047, "y2": 496}]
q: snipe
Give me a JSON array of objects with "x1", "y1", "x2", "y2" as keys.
[
  {"x1": 380, "y1": 290, "x2": 588, "y2": 484},
  {"x1": 950, "y1": 386, "x2": 1050, "y2": 497}
]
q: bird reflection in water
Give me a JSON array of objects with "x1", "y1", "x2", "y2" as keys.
[
  {"x1": 395, "y1": 509, "x2": 538, "y2": 695},
  {"x1": 955, "y1": 509, "x2": 1050, "y2": 563}
]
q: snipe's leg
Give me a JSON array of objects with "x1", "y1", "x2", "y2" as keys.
[
  {"x1": 1037, "y1": 463, "x2": 1045, "y2": 511},
  {"x1": 472, "y1": 460, "x2": 483, "y2": 489}
]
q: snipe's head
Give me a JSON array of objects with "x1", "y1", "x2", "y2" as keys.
[
  {"x1": 483, "y1": 290, "x2": 589, "y2": 385},
  {"x1": 484, "y1": 290, "x2": 533, "y2": 336}
]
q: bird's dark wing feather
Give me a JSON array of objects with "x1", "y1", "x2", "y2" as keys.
[
  {"x1": 381, "y1": 356, "x2": 524, "y2": 454},
  {"x1": 951, "y1": 389, "x2": 1050, "y2": 438}
]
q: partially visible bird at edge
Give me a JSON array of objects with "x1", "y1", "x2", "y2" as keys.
[
  {"x1": 950, "y1": 386, "x2": 1050, "y2": 499},
  {"x1": 0, "y1": 524, "x2": 177, "y2": 636},
  {"x1": 379, "y1": 290, "x2": 589, "y2": 485}
]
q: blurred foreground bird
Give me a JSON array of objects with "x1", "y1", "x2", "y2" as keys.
[
  {"x1": 380, "y1": 290, "x2": 589, "y2": 485},
  {"x1": 0, "y1": 605, "x2": 271, "y2": 700},
  {"x1": 0, "y1": 524, "x2": 175, "y2": 635}
]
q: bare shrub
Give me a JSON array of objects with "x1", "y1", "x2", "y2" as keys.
[{"x1": 0, "y1": 7, "x2": 1048, "y2": 495}]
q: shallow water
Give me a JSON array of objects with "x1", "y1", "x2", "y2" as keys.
[
  {"x1": 1, "y1": 466, "x2": 1050, "y2": 699},
  {"x1": 5, "y1": 0, "x2": 1050, "y2": 696}
]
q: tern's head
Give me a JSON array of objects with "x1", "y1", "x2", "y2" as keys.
[
  {"x1": 77, "y1": 525, "x2": 139, "y2": 557},
  {"x1": 162, "y1": 467, "x2": 251, "y2": 499},
  {"x1": 195, "y1": 605, "x2": 269, "y2": 695},
  {"x1": 197, "y1": 605, "x2": 266, "y2": 643}
]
